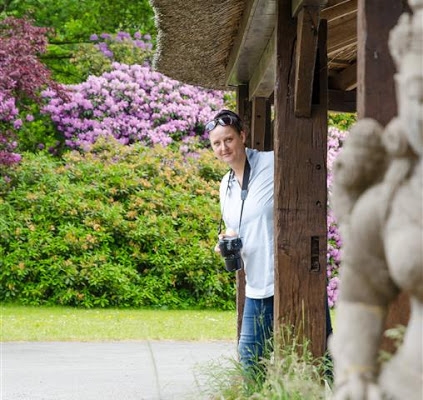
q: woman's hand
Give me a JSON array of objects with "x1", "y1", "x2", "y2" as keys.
[{"x1": 214, "y1": 229, "x2": 237, "y2": 254}]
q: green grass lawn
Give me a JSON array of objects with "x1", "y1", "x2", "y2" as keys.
[{"x1": 1, "y1": 304, "x2": 237, "y2": 342}]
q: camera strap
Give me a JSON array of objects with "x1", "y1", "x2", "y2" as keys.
[
  {"x1": 218, "y1": 157, "x2": 251, "y2": 235},
  {"x1": 238, "y1": 158, "x2": 250, "y2": 234}
]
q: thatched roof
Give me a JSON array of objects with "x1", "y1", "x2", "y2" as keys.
[
  {"x1": 151, "y1": 0, "x2": 245, "y2": 90},
  {"x1": 151, "y1": 0, "x2": 358, "y2": 93}
]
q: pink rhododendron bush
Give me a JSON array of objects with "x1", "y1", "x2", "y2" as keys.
[
  {"x1": 0, "y1": 93, "x2": 21, "y2": 167},
  {"x1": 42, "y1": 63, "x2": 224, "y2": 150}
]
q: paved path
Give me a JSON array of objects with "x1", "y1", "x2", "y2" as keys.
[{"x1": 1, "y1": 341, "x2": 237, "y2": 400}]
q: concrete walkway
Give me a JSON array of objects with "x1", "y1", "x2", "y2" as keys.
[{"x1": 1, "y1": 341, "x2": 237, "y2": 400}]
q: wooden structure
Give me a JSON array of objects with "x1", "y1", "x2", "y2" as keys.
[{"x1": 151, "y1": 0, "x2": 410, "y2": 357}]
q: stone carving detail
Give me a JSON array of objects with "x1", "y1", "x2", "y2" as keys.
[{"x1": 330, "y1": 1, "x2": 423, "y2": 399}]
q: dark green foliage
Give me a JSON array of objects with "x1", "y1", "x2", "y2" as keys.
[
  {"x1": 15, "y1": 103, "x2": 63, "y2": 154},
  {"x1": 1, "y1": 0, "x2": 156, "y2": 41},
  {"x1": 0, "y1": 138, "x2": 235, "y2": 309},
  {"x1": 1, "y1": 0, "x2": 157, "y2": 83}
]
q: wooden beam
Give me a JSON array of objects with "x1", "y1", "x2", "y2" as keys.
[
  {"x1": 235, "y1": 85, "x2": 250, "y2": 342},
  {"x1": 251, "y1": 97, "x2": 267, "y2": 150},
  {"x1": 328, "y1": 62, "x2": 357, "y2": 90},
  {"x1": 328, "y1": 58, "x2": 354, "y2": 68},
  {"x1": 292, "y1": 0, "x2": 328, "y2": 17},
  {"x1": 328, "y1": 89, "x2": 356, "y2": 112},
  {"x1": 357, "y1": 0, "x2": 403, "y2": 125},
  {"x1": 264, "y1": 99, "x2": 273, "y2": 150},
  {"x1": 225, "y1": 0, "x2": 276, "y2": 86},
  {"x1": 226, "y1": 0, "x2": 256, "y2": 84},
  {"x1": 325, "y1": 0, "x2": 348, "y2": 6},
  {"x1": 295, "y1": 6, "x2": 321, "y2": 117},
  {"x1": 249, "y1": 30, "x2": 276, "y2": 100},
  {"x1": 327, "y1": 11, "x2": 356, "y2": 54},
  {"x1": 321, "y1": 0, "x2": 357, "y2": 22},
  {"x1": 237, "y1": 85, "x2": 252, "y2": 148}
]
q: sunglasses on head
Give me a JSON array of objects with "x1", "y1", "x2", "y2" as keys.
[{"x1": 205, "y1": 115, "x2": 240, "y2": 133}]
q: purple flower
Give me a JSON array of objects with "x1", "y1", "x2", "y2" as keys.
[{"x1": 13, "y1": 119, "x2": 23, "y2": 129}]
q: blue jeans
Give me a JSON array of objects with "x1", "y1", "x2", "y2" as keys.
[{"x1": 238, "y1": 296, "x2": 274, "y2": 370}]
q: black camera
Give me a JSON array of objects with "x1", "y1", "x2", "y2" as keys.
[{"x1": 219, "y1": 236, "x2": 243, "y2": 272}]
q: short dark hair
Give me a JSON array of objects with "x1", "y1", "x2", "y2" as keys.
[{"x1": 213, "y1": 109, "x2": 243, "y2": 133}]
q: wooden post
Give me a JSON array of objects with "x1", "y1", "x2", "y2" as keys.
[
  {"x1": 237, "y1": 85, "x2": 252, "y2": 148},
  {"x1": 235, "y1": 89, "x2": 273, "y2": 342},
  {"x1": 274, "y1": 1, "x2": 328, "y2": 358},
  {"x1": 264, "y1": 97, "x2": 273, "y2": 151},
  {"x1": 357, "y1": 0, "x2": 410, "y2": 352},
  {"x1": 235, "y1": 85, "x2": 250, "y2": 341},
  {"x1": 251, "y1": 97, "x2": 267, "y2": 150}
]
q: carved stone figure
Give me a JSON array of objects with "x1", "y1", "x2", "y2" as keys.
[{"x1": 330, "y1": 1, "x2": 423, "y2": 399}]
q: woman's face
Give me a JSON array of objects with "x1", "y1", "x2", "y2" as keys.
[{"x1": 209, "y1": 124, "x2": 246, "y2": 166}]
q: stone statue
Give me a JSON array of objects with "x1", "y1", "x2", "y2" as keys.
[{"x1": 329, "y1": 1, "x2": 423, "y2": 399}]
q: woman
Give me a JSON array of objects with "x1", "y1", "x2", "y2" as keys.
[{"x1": 206, "y1": 109, "x2": 275, "y2": 373}]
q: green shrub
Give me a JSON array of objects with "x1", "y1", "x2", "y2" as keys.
[
  {"x1": 328, "y1": 112, "x2": 356, "y2": 131},
  {"x1": 0, "y1": 138, "x2": 235, "y2": 309},
  {"x1": 15, "y1": 102, "x2": 63, "y2": 154}
]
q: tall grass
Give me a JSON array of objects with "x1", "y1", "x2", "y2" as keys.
[{"x1": 197, "y1": 326, "x2": 332, "y2": 400}]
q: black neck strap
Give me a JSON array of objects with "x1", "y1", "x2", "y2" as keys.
[{"x1": 218, "y1": 158, "x2": 251, "y2": 235}]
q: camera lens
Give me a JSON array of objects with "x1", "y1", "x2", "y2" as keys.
[
  {"x1": 218, "y1": 237, "x2": 243, "y2": 272},
  {"x1": 224, "y1": 255, "x2": 243, "y2": 272}
]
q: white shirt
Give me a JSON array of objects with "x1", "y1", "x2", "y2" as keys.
[{"x1": 220, "y1": 148, "x2": 274, "y2": 299}]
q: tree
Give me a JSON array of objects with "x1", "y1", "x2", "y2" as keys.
[
  {"x1": 1, "y1": 0, "x2": 157, "y2": 83},
  {"x1": 0, "y1": 17, "x2": 64, "y2": 168},
  {"x1": 0, "y1": 17, "x2": 58, "y2": 99}
]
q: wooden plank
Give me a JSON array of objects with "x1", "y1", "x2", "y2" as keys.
[
  {"x1": 251, "y1": 97, "x2": 267, "y2": 150},
  {"x1": 264, "y1": 99, "x2": 273, "y2": 151},
  {"x1": 226, "y1": 0, "x2": 276, "y2": 85},
  {"x1": 295, "y1": 6, "x2": 321, "y2": 117},
  {"x1": 235, "y1": 85, "x2": 250, "y2": 342},
  {"x1": 226, "y1": 0, "x2": 257, "y2": 85},
  {"x1": 249, "y1": 30, "x2": 276, "y2": 100},
  {"x1": 237, "y1": 85, "x2": 252, "y2": 147},
  {"x1": 274, "y1": 1, "x2": 328, "y2": 358},
  {"x1": 321, "y1": 0, "x2": 357, "y2": 22},
  {"x1": 357, "y1": 0, "x2": 410, "y2": 352},
  {"x1": 327, "y1": 11, "x2": 356, "y2": 54},
  {"x1": 325, "y1": 0, "x2": 347, "y2": 6}
]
